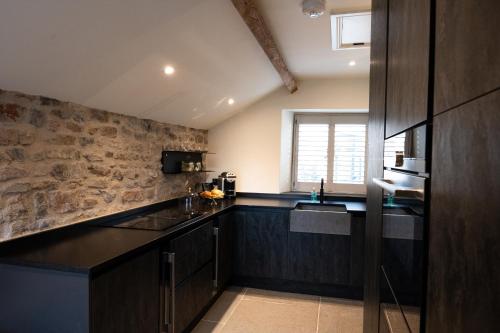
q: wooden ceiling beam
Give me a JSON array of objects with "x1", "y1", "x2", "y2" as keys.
[{"x1": 231, "y1": 0, "x2": 298, "y2": 93}]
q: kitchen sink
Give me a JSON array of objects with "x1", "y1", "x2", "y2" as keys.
[
  {"x1": 290, "y1": 202, "x2": 351, "y2": 235},
  {"x1": 295, "y1": 203, "x2": 347, "y2": 213}
]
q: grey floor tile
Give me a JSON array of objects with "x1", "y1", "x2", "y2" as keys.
[
  {"x1": 203, "y1": 286, "x2": 246, "y2": 323},
  {"x1": 318, "y1": 297, "x2": 364, "y2": 333},
  {"x1": 221, "y1": 298, "x2": 318, "y2": 333},
  {"x1": 243, "y1": 288, "x2": 320, "y2": 305},
  {"x1": 192, "y1": 320, "x2": 225, "y2": 333}
]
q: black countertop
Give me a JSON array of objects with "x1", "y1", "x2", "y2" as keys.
[{"x1": 0, "y1": 196, "x2": 366, "y2": 275}]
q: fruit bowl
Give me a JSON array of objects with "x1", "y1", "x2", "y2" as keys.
[{"x1": 199, "y1": 188, "x2": 224, "y2": 205}]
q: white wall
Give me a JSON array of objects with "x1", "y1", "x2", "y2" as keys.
[{"x1": 207, "y1": 78, "x2": 370, "y2": 194}]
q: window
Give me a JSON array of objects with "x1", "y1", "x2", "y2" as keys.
[
  {"x1": 292, "y1": 114, "x2": 368, "y2": 194},
  {"x1": 296, "y1": 124, "x2": 329, "y2": 182},
  {"x1": 333, "y1": 124, "x2": 366, "y2": 184}
]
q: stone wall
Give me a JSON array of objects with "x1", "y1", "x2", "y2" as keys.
[{"x1": 0, "y1": 89, "x2": 208, "y2": 242}]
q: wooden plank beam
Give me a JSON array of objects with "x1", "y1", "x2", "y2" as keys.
[{"x1": 231, "y1": 0, "x2": 298, "y2": 93}]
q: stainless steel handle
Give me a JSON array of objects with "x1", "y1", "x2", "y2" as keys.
[
  {"x1": 373, "y1": 178, "x2": 424, "y2": 200},
  {"x1": 163, "y1": 252, "x2": 175, "y2": 333},
  {"x1": 213, "y1": 227, "x2": 220, "y2": 290}
]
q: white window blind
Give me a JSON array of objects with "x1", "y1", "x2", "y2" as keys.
[
  {"x1": 292, "y1": 114, "x2": 368, "y2": 194},
  {"x1": 333, "y1": 124, "x2": 366, "y2": 184},
  {"x1": 296, "y1": 124, "x2": 329, "y2": 182}
]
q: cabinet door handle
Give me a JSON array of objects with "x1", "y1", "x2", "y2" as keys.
[
  {"x1": 213, "y1": 227, "x2": 220, "y2": 289},
  {"x1": 163, "y1": 252, "x2": 175, "y2": 333}
]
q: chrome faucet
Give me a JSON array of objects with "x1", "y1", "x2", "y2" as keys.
[{"x1": 319, "y1": 178, "x2": 325, "y2": 204}]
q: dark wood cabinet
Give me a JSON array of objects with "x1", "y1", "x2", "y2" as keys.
[
  {"x1": 426, "y1": 90, "x2": 500, "y2": 333},
  {"x1": 91, "y1": 250, "x2": 160, "y2": 333},
  {"x1": 215, "y1": 212, "x2": 234, "y2": 292},
  {"x1": 385, "y1": 0, "x2": 431, "y2": 137},
  {"x1": 233, "y1": 208, "x2": 289, "y2": 280},
  {"x1": 434, "y1": 0, "x2": 500, "y2": 114},
  {"x1": 287, "y1": 232, "x2": 350, "y2": 285}
]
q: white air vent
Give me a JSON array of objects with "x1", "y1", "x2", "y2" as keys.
[{"x1": 331, "y1": 12, "x2": 371, "y2": 50}]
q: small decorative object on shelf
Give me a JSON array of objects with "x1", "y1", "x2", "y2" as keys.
[{"x1": 181, "y1": 161, "x2": 195, "y2": 172}]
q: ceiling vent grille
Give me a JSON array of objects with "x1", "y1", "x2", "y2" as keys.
[{"x1": 331, "y1": 12, "x2": 371, "y2": 50}]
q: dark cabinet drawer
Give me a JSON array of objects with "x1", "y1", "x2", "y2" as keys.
[
  {"x1": 170, "y1": 220, "x2": 214, "y2": 285},
  {"x1": 174, "y1": 262, "x2": 213, "y2": 333}
]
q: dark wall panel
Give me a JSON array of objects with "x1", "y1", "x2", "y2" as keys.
[
  {"x1": 426, "y1": 89, "x2": 500, "y2": 332},
  {"x1": 363, "y1": 0, "x2": 388, "y2": 331},
  {"x1": 0, "y1": 264, "x2": 89, "y2": 333}
]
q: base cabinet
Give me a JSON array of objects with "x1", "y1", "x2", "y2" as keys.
[{"x1": 233, "y1": 207, "x2": 365, "y2": 298}]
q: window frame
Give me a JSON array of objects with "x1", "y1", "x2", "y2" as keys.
[{"x1": 291, "y1": 113, "x2": 369, "y2": 195}]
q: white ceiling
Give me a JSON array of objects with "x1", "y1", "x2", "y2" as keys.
[
  {"x1": 256, "y1": 0, "x2": 372, "y2": 79},
  {"x1": 0, "y1": 0, "x2": 370, "y2": 129}
]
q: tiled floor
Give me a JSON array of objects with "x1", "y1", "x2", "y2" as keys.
[{"x1": 192, "y1": 286, "x2": 363, "y2": 333}]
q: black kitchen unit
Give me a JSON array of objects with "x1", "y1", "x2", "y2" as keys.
[{"x1": 0, "y1": 196, "x2": 366, "y2": 333}]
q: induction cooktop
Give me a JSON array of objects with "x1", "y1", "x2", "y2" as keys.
[{"x1": 112, "y1": 210, "x2": 204, "y2": 231}]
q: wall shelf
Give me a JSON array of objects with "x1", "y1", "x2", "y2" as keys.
[{"x1": 161, "y1": 151, "x2": 215, "y2": 174}]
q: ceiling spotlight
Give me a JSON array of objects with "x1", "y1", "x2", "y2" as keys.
[
  {"x1": 163, "y1": 65, "x2": 175, "y2": 76},
  {"x1": 349, "y1": 60, "x2": 356, "y2": 66},
  {"x1": 302, "y1": 0, "x2": 326, "y2": 19},
  {"x1": 228, "y1": 98, "x2": 235, "y2": 105}
]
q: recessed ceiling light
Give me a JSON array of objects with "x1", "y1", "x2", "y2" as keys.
[
  {"x1": 228, "y1": 98, "x2": 235, "y2": 105},
  {"x1": 163, "y1": 65, "x2": 175, "y2": 76},
  {"x1": 348, "y1": 60, "x2": 356, "y2": 66}
]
